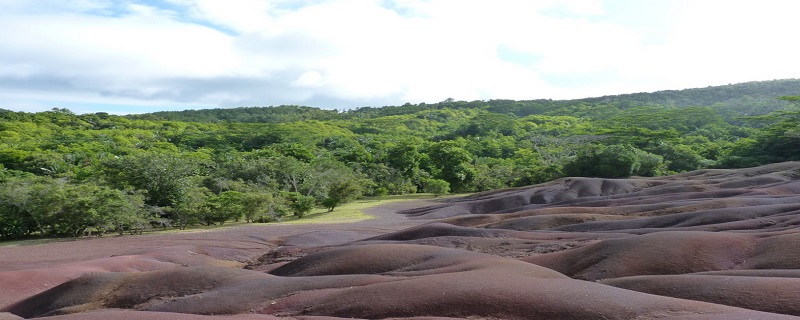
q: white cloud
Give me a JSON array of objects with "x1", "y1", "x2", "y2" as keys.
[
  {"x1": 611, "y1": 0, "x2": 800, "y2": 92},
  {"x1": 292, "y1": 70, "x2": 325, "y2": 87},
  {"x1": 0, "y1": 0, "x2": 797, "y2": 113},
  {"x1": 168, "y1": 0, "x2": 276, "y2": 33}
]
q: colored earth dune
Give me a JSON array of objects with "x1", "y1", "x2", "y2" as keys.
[{"x1": 3, "y1": 162, "x2": 800, "y2": 319}]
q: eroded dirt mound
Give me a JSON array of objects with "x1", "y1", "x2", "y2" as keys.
[
  {"x1": 3, "y1": 162, "x2": 800, "y2": 319},
  {"x1": 5, "y1": 244, "x2": 792, "y2": 320},
  {"x1": 602, "y1": 274, "x2": 800, "y2": 316}
]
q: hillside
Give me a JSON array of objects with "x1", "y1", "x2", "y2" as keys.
[
  {"x1": 128, "y1": 79, "x2": 800, "y2": 122},
  {"x1": 581, "y1": 78, "x2": 800, "y2": 113},
  {"x1": 0, "y1": 79, "x2": 798, "y2": 239}
]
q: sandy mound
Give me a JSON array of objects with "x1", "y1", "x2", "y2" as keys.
[
  {"x1": 691, "y1": 269, "x2": 800, "y2": 277},
  {"x1": 366, "y1": 222, "x2": 524, "y2": 241},
  {"x1": 523, "y1": 231, "x2": 755, "y2": 280},
  {"x1": 0, "y1": 313, "x2": 23, "y2": 320},
  {"x1": 402, "y1": 161, "x2": 800, "y2": 219},
  {"x1": 268, "y1": 243, "x2": 566, "y2": 278},
  {"x1": 602, "y1": 274, "x2": 800, "y2": 316},
  {"x1": 8, "y1": 244, "x2": 792, "y2": 320},
  {"x1": 0, "y1": 243, "x2": 265, "y2": 308},
  {"x1": 483, "y1": 213, "x2": 632, "y2": 230},
  {"x1": 33, "y1": 309, "x2": 284, "y2": 319}
]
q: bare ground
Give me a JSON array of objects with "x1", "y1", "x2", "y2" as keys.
[{"x1": 4, "y1": 162, "x2": 800, "y2": 319}]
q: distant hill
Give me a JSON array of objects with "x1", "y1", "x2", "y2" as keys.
[
  {"x1": 127, "y1": 79, "x2": 800, "y2": 123},
  {"x1": 581, "y1": 79, "x2": 799, "y2": 107},
  {"x1": 578, "y1": 78, "x2": 800, "y2": 120},
  {"x1": 128, "y1": 105, "x2": 340, "y2": 123}
]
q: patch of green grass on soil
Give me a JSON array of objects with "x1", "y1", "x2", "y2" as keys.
[
  {"x1": 277, "y1": 193, "x2": 453, "y2": 225},
  {"x1": 0, "y1": 237, "x2": 72, "y2": 247},
  {"x1": 0, "y1": 193, "x2": 463, "y2": 245}
]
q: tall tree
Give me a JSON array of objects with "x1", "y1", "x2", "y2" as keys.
[
  {"x1": 425, "y1": 140, "x2": 475, "y2": 192},
  {"x1": 102, "y1": 152, "x2": 202, "y2": 207}
]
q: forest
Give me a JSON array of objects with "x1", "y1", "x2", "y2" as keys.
[{"x1": 0, "y1": 79, "x2": 798, "y2": 240}]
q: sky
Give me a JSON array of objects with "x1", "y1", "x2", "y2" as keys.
[{"x1": 0, "y1": 0, "x2": 798, "y2": 115}]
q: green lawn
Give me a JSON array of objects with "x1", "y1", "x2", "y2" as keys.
[{"x1": 277, "y1": 193, "x2": 447, "y2": 225}]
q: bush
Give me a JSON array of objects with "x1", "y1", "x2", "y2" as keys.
[
  {"x1": 423, "y1": 179, "x2": 450, "y2": 197},
  {"x1": 655, "y1": 144, "x2": 709, "y2": 172},
  {"x1": 374, "y1": 187, "x2": 388, "y2": 200},
  {"x1": 633, "y1": 149, "x2": 666, "y2": 177},
  {"x1": 564, "y1": 144, "x2": 666, "y2": 178},
  {"x1": 287, "y1": 192, "x2": 316, "y2": 218}
]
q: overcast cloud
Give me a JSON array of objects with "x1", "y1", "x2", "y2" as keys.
[{"x1": 0, "y1": 0, "x2": 798, "y2": 114}]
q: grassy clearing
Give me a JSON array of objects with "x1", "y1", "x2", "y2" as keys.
[
  {"x1": 0, "y1": 193, "x2": 464, "y2": 246},
  {"x1": 277, "y1": 193, "x2": 448, "y2": 225},
  {"x1": 0, "y1": 237, "x2": 72, "y2": 247}
]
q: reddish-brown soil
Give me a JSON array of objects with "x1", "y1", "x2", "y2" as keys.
[{"x1": 3, "y1": 162, "x2": 800, "y2": 319}]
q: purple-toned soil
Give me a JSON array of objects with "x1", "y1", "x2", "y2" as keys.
[{"x1": 3, "y1": 162, "x2": 800, "y2": 319}]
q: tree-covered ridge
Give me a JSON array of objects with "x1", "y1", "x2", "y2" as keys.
[
  {"x1": 128, "y1": 79, "x2": 800, "y2": 123},
  {"x1": 582, "y1": 79, "x2": 799, "y2": 107},
  {"x1": 131, "y1": 105, "x2": 340, "y2": 123},
  {"x1": 0, "y1": 81, "x2": 798, "y2": 240}
]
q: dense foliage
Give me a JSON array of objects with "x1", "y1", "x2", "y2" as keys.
[{"x1": 1, "y1": 79, "x2": 798, "y2": 240}]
